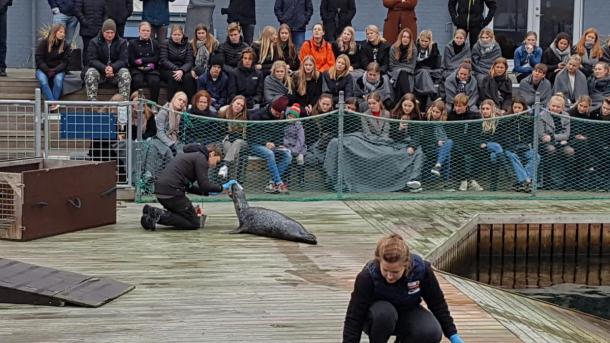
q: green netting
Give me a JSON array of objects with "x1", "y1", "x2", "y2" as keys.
[{"x1": 133, "y1": 100, "x2": 610, "y2": 202}]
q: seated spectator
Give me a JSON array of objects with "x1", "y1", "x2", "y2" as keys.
[
  {"x1": 588, "y1": 62, "x2": 610, "y2": 110},
  {"x1": 249, "y1": 95, "x2": 293, "y2": 194},
  {"x1": 603, "y1": 37, "x2": 610, "y2": 64},
  {"x1": 156, "y1": 91, "x2": 188, "y2": 154},
  {"x1": 425, "y1": 99, "x2": 453, "y2": 190},
  {"x1": 273, "y1": 0, "x2": 313, "y2": 50},
  {"x1": 414, "y1": 30, "x2": 442, "y2": 107},
  {"x1": 444, "y1": 60, "x2": 479, "y2": 112},
  {"x1": 216, "y1": 22, "x2": 249, "y2": 73},
  {"x1": 84, "y1": 19, "x2": 131, "y2": 101},
  {"x1": 160, "y1": 24, "x2": 196, "y2": 101},
  {"x1": 185, "y1": 90, "x2": 221, "y2": 145},
  {"x1": 332, "y1": 26, "x2": 361, "y2": 71},
  {"x1": 389, "y1": 93, "x2": 424, "y2": 192},
  {"x1": 553, "y1": 55, "x2": 588, "y2": 107},
  {"x1": 252, "y1": 26, "x2": 279, "y2": 77},
  {"x1": 542, "y1": 32, "x2": 571, "y2": 84},
  {"x1": 131, "y1": 90, "x2": 157, "y2": 140},
  {"x1": 292, "y1": 55, "x2": 323, "y2": 114},
  {"x1": 353, "y1": 62, "x2": 393, "y2": 110},
  {"x1": 504, "y1": 98, "x2": 538, "y2": 192},
  {"x1": 217, "y1": 95, "x2": 249, "y2": 180},
  {"x1": 229, "y1": 47, "x2": 264, "y2": 110},
  {"x1": 513, "y1": 31, "x2": 543, "y2": 82},
  {"x1": 264, "y1": 60, "x2": 293, "y2": 104},
  {"x1": 129, "y1": 21, "x2": 161, "y2": 104},
  {"x1": 592, "y1": 96, "x2": 610, "y2": 119},
  {"x1": 361, "y1": 91, "x2": 391, "y2": 139},
  {"x1": 191, "y1": 24, "x2": 219, "y2": 79},
  {"x1": 359, "y1": 25, "x2": 390, "y2": 74},
  {"x1": 538, "y1": 94, "x2": 573, "y2": 189},
  {"x1": 479, "y1": 57, "x2": 512, "y2": 113},
  {"x1": 568, "y1": 96, "x2": 594, "y2": 180},
  {"x1": 573, "y1": 27, "x2": 604, "y2": 78},
  {"x1": 35, "y1": 23, "x2": 70, "y2": 111},
  {"x1": 197, "y1": 54, "x2": 230, "y2": 112},
  {"x1": 442, "y1": 29, "x2": 471, "y2": 79},
  {"x1": 299, "y1": 23, "x2": 335, "y2": 73},
  {"x1": 276, "y1": 24, "x2": 300, "y2": 72},
  {"x1": 283, "y1": 103, "x2": 307, "y2": 167},
  {"x1": 304, "y1": 93, "x2": 334, "y2": 148},
  {"x1": 518, "y1": 63, "x2": 552, "y2": 107},
  {"x1": 389, "y1": 28, "x2": 416, "y2": 97},
  {"x1": 471, "y1": 28, "x2": 502, "y2": 84},
  {"x1": 322, "y1": 54, "x2": 353, "y2": 104},
  {"x1": 476, "y1": 99, "x2": 510, "y2": 183}
]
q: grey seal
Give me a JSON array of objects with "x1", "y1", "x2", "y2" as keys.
[{"x1": 228, "y1": 183, "x2": 318, "y2": 245}]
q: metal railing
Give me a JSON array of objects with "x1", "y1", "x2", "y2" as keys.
[{"x1": 0, "y1": 89, "x2": 42, "y2": 161}]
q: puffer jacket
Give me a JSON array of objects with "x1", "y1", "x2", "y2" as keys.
[
  {"x1": 216, "y1": 37, "x2": 249, "y2": 68},
  {"x1": 160, "y1": 37, "x2": 194, "y2": 73}
]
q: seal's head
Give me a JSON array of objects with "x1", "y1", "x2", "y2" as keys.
[{"x1": 230, "y1": 182, "x2": 248, "y2": 215}]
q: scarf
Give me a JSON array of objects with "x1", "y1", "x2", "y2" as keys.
[
  {"x1": 417, "y1": 47, "x2": 429, "y2": 62},
  {"x1": 167, "y1": 106, "x2": 181, "y2": 143},
  {"x1": 194, "y1": 40, "x2": 210, "y2": 68},
  {"x1": 582, "y1": 44, "x2": 599, "y2": 67},
  {"x1": 453, "y1": 41, "x2": 464, "y2": 55},
  {"x1": 549, "y1": 41, "x2": 570, "y2": 64},
  {"x1": 478, "y1": 40, "x2": 495, "y2": 56},
  {"x1": 362, "y1": 73, "x2": 381, "y2": 92}
]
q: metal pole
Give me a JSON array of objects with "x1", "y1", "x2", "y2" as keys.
[
  {"x1": 126, "y1": 103, "x2": 133, "y2": 187},
  {"x1": 337, "y1": 91, "x2": 345, "y2": 200},
  {"x1": 34, "y1": 88, "x2": 42, "y2": 157},
  {"x1": 531, "y1": 92, "x2": 541, "y2": 196},
  {"x1": 43, "y1": 99, "x2": 49, "y2": 158}
]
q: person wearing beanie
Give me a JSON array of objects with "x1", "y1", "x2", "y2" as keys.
[
  {"x1": 84, "y1": 18, "x2": 131, "y2": 101},
  {"x1": 75, "y1": 0, "x2": 107, "y2": 66},
  {"x1": 249, "y1": 95, "x2": 293, "y2": 194},
  {"x1": 283, "y1": 103, "x2": 306, "y2": 170},
  {"x1": 197, "y1": 53, "x2": 230, "y2": 111}
]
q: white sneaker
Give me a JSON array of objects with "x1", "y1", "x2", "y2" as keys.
[
  {"x1": 218, "y1": 165, "x2": 228, "y2": 178},
  {"x1": 459, "y1": 180, "x2": 468, "y2": 191},
  {"x1": 406, "y1": 180, "x2": 422, "y2": 189},
  {"x1": 470, "y1": 180, "x2": 484, "y2": 191},
  {"x1": 430, "y1": 164, "x2": 441, "y2": 176}
]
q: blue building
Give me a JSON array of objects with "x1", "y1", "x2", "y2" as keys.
[{"x1": 4, "y1": 0, "x2": 610, "y2": 68}]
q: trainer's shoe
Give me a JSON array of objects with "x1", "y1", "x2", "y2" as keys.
[{"x1": 141, "y1": 214, "x2": 157, "y2": 231}]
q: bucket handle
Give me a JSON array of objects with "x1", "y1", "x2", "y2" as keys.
[
  {"x1": 67, "y1": 197, "x2": 82, "y2": 209},
  {"x1": 100, "y1": 186, "x2": 117, "y2": 197}
]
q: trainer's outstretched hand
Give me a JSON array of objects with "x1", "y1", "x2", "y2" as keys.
[
  {"x1": 449, "y1": 334, "x2": 464, "y2": 343},
  {"x1": 222, "y1": 179, "x2": 238, "y2": 191}
]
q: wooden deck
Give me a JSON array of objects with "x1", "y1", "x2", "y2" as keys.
[{"x1": 0, "y1": 200, "x2": 608, "y2": 342}]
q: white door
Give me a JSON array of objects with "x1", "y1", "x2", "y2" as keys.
[{"x1": 493, "y1": 0, "x2": 582, "y2": 59}]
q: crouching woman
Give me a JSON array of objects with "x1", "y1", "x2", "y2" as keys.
[{"x1": 342, "y1": 234, "x2": 464, "y2": 343}]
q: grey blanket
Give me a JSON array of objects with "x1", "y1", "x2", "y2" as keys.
[
  {"x1": 388, "y1": 45, "x2": 416, "y2": 82},
  {"x1": 444, "y1": 70, "x2": 479, "y2": 112},
  {"x1": 264, "y1": 75, "x2": 290, "y2": 103},
  {"x1": 324, "y1": 132, "x2": 416, "y2": 192},
  {"x1": 518, "y1": 74, "x2": 552, "y2": 106},
  {"x1": 62, "y1": 72, "x2": 83, "y2": 96},
  {"x1": 552, "y1": 68, "x2": 589, "y2": 105},
  {"x1": 442, "y1": 41, "x2": 471, "y2": 79},
  {"x1": 471, "y1": 42, "x2": 502, "y2": 83}
]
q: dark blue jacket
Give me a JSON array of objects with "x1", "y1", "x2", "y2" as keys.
[
  {"x1": 48, "y1": 0, "x2": 75, "y2": 16},
  {"x1": 197, "y1": 70, "x2": 230, "y2": 110},
  {"x1": 343, "y1": 254, "x2": 457, "y2": 342},
  {"x1": 274, "y1": 0, "x2": 313, "y2": 32},
  {"x1": 249, "y1": 105, "x2": 285, "y2": 146},
  {"x1": 142, "y1": 0, "x2": 175, "y2": 26}
]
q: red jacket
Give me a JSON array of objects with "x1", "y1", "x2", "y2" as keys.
[{"x1": 299, "y1": 38, "x2": 336, "y2": 73}]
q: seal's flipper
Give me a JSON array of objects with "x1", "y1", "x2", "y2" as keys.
[{"x1": 227, "y1": 226, "x2": 246, "y2": 234}]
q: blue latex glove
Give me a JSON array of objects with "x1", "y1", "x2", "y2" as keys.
[
  {"x1": 450, "y1": 334, "x2": 464, "y2": 343},
  {"x1": 222, "y1": 179, "x2": 238, "y2": 191}
]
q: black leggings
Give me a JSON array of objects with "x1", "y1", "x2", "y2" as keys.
[
  {"x1": 364, "y1": 301, "x2": 443, "y2": 343},
  {"x1": 131, "y1": 70, "x2": 161, "y2": 103},
  {"x1": 157, "y1": 195, "x2": 200, "y2": 229}
]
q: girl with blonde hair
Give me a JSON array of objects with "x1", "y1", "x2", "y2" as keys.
[{"x1": 264, "y1": 60, "x2": 293, "y2": 103}]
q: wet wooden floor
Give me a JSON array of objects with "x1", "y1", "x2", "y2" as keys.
[{"x1": 0, "y1": 200, "x2": 608, "y2": 342}]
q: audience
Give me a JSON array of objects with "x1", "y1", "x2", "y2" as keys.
[{"x1": 35, "y1": 23, "x2": 70, "y2": 110}]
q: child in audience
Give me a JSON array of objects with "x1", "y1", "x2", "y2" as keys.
[
  {"x1": 477, "y1": 99, "x2": 510, "y2": 190},
  {"x1": 513, "y1": 31, "x2": 543, "y2": 82},
  {"x1": 471, "y1": 28, "x2": 502, "y2": 84},
  {"x1": 552, "y1": 55, "x2": 589, "y2": 107},
  {"x1": 518, "y1": 63, "x2": 552, "y2": 107},
  {"x1": 426, "y1": 99, "x2": 453, "y2": 190},
  {"x1": 196, "y1": 54, "x2": 230, "y2": 112},
  {"x1": 283, "y1": 103, "x2": 306, "y2": 166},
  {"x1": 479, "y1": 57, "x2": 512, "y2": 113}
]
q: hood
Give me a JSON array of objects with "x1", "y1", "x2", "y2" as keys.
[{"x1": 182, "y1": 143, "x2": 209, "y2": 158}]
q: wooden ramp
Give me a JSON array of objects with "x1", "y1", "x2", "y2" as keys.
[{"x1": 0, "y1": 258, "x2": 134, "y2": 307}]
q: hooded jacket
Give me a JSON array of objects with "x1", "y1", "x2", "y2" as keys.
[
  {"x1": 229, "y1": 62, "x2": 264, "y2": 108},
  {"x1": 154, "y1": 143, "x2": 223, "y2": 197}
]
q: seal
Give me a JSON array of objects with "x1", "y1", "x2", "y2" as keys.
[{"x1": 228, "y1": 183, "x2": 318, "y2": 245}]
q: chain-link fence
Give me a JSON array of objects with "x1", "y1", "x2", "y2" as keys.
[
  {"x1": 44, "y1": 100, "x2": 134, "y2": 187},
  {"x1": 133, "y1": 96, "x2": 610, "y2": 202},
  {"x1": 0, "y1": 92, "x2": 41, "y2": 161}
]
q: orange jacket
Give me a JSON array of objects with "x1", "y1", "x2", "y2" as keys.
[
  {"x1": 383, "y1": 0, "x2": 418, "y2": 10},
  {"x1": 299, "y1": 38, "x2": 336, "y2": 73}
]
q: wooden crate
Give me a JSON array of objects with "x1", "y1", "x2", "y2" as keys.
[{"x1": 0, "y1": 158, "x2": 116, "y2": 241}]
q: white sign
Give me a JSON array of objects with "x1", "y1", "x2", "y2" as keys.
[{"x1": 132, "y1": 0, "x2": 189, "y2": 13}]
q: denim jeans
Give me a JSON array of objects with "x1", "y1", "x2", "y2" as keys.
[
  {"x1": 251, "y1": 144, "x2": 292, "y2": 185},
  {"x1": 505, "y1": 148, "x2": 539, "y2": 183},
  {"x1": 53, "y1": 13, "x2": 79, "y2": 45},
  {"x1": 292, "y1": 31, "x2": 305, "y2": 53},
  {"x1": 486, "y1": 142, "x2": 503, "y2": 162},
  {"x1": 36, "y1": 69, "x2": 65, "y2": 101},
  {"x1": 0, "y1": 9, "x2": 6, "y2": 70},
  {"x1": 436, "y1": 139, "x2": 453, "y2": 179}
]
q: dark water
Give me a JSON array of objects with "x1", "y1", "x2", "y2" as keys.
[{"x1": 450, "y1": 255, "x2": 610, "y2": 319}]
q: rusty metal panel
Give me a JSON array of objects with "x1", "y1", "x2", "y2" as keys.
[{"x1": 0, "y1": 258, "x2": 134, "y2": 307}]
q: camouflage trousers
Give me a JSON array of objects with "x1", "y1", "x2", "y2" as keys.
[{"x1": 84, "y1": 68, "x2": 131, "y2": 101}]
